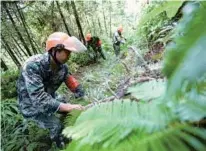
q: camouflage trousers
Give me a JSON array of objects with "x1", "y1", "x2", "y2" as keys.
[
  {"x1": 91, "y1": 47, "x2": 106, "y2": 61},
  {"x1": 113, "y1": 43, "x2": 120, "y2": 56},
  {"x1": 26, "y1": 113, "x2": 65, "y2": 140}
]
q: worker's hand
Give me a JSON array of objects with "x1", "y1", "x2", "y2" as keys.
[
  {"x1": 70, "y1": 104, "x2": 85, "y2": 110},
  {"x1": 59, "y1": 103, "x2": 85, "y2": 112},
  {"x1": 74, "y1": 85, "x2": 85, "y2": 98},
  {"x1": 121, "y1": 40, "x2": 126, "y2": 44}
]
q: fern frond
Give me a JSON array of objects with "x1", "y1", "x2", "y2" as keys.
[
  {"x1": 163, "y1": 2, "x2": 206, "y2": 82},
  {"x1": 139, "y1": 1, "x2": 184, "y2": 26},
  {"x1": 63, "y1": 100, "x2": 174, "y2": 148},
  {"x1": 162, "y1": 2, "x2": 206, "y2": 122},
  {"x1": 127, "y1": 80, "x2": 166, "y2": 101},
  {"x1": 65, "y1": 124, "x2": 206, "y2": 151}
]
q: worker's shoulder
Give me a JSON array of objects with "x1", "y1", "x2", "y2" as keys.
[
  {"x1": 114, "y1": 31, "x2": 119, "y2": 36},
  {"x1": 93, "y1": 36, "x2": 100, "y2": 40},
  {"x1": 23, "y1": 53, "x2": 46, "y2": 71}
]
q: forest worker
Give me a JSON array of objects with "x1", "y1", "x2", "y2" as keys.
[
  {"x1": 85, "y1": 33, "x2": 106, "y2": 61},
  {"x1": 17, "y1": 32, "x2": 87, "y2": 148},
  {"x1": 113, "y1": 25, "x2": 126, "y2": 56}
]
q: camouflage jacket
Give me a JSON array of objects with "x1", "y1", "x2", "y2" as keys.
[
  {"x1": 17, "y1": 53, "x2": 71, "y2": 117},
  {"x1": 87, "y1": 36, "x2": 101, "y2": 51}
]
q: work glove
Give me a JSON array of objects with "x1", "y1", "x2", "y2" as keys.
[
  {"x1": 121, "y1": 39, "x2": 126, "y2": 44},
  {"x1": 74, "y1": 84, "x2": 85, "y2": 98}
]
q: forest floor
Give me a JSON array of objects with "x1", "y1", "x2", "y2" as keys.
[
  {"x1": 49, "y1": 44, "x2": 165, "y2": 150},
  {"x1": 60, "y1": 44, "x2": 164, "y2": 112}
]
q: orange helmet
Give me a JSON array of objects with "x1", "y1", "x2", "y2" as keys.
[
  {"x1": 46, "y1": 32, "x2": 87, "y2": 52},
  {"x1": 85, "y1": 33, "x2": 92, "y2": 41},
  {"x1": 117, "y1": 25, "x2": 123, "y2": 32}
]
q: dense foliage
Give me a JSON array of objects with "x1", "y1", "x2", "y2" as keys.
[
  {"x1": 62, "y1": 1, "x2": 206, "y2": 151},
  {"x1": 1, "y1": 1, "x2": 206, "y2": 151}
]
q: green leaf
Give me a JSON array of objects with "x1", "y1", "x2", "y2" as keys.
[
  {"x1": 127, "y1": 80, "x2": 166, "y2": 101},
  {"x1": 65, "y1": 124, "x2": 206, "y2": 151},
  {"x1": 63, "y1": 99, "x2": 173, "y2": 148},
  {"x1": 163, "y1": 2, "x2": 206, "y2": 122},
  {"x1": 139, "y1": 1, "x2": 184, "y2": 26}
]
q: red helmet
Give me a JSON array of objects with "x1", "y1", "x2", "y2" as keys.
[
  {"x1": 46, "y1": 32, "x2": 87, "y2": 52},
  {"x1": 85, "y1": 33, "x2": 92, "y2": 41}
]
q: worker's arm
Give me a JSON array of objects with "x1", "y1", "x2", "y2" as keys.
[
  {"x1": 23, "y1": 62, "x2": 61, "y2": 114},
  {"x1": 64, "y1": 66, "x2": 85, "y2": 98},
  {"x1": 23, "y1": 63, "x2": 84, "y2": 114},
  {"x1": 58, "y1": 103, "x2": 84, "y2": 112}
]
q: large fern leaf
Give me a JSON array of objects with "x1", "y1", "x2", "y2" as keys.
[
  {"x1": 64, "y1": 124, "x2": 206, "y2": 151},
  {"x1": 127, "y1": 80, "x2": 166, "y2": 101},
  {"x1": 163, "y1": 2, "x2": 206, "y2": 82},
  {"x1": 163, "y1": 2, "x2": 206, "y2": 122},
  {"x1": 139, "y1": 1, "x2": 184, "y2": 26},
  {"x1": 63, "y1": 100, "x2": 174, "y2": 148},
  {"x1": 63, "y1": 2, "x2": 206, "y2": 151}
]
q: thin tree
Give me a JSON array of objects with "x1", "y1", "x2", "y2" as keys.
[
  {"x1": 11, "y1": 36, "x2": 26, "y2": 62},
  {"x1": 91, "y1": 16, "x2": 96, "y2": 35},
  {"x1": 109, "y1": 0, "x2": 112, "y2": 37},
  {"x1": 71, "y1": 1, "x2": 86, "y2": 44},
  {"x1": 65, "y1": 1, "x2": 75, "y2": 35},
  {"x1": 50, "y1": 1, "x2": 57, "y2": 32},
  {"x1": 98, "y1": 17, "x2": 103, "y2": 34},
  {"x1": 2, "y1": 36, "x2": 21, "y2": 68},
  {"x1": 12, "y1": 35, "x2": 28, "y2": 58},
  {"x1": 15, "y1": 2, "x2": 38, "y2": 54},
  {"x1": 1, "y1": 59, "x2": 8, "y2": 71},
  {"x1": 3, "y1": 2, "x2": 32, "y2": 56},
  {"x1": 102, "y1": 3, "x2": 108, "y2": 36},
  {"x1": 85, "y1": 12, "x2": 92, "y2": 33},
  {"x1": 56, "y1": 1, "x2": 71, "y2": 36}
]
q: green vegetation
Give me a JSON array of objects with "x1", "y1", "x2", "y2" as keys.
[
  {"x1": 62, "y1": 1, "x2": 206, "y2": 151},
  {"x1": 1, "y1": 1, "x2": 206, "y2": 151}
]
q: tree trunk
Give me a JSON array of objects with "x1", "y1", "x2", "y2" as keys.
[
  {"x1": 3, "y1": 2, "x2": 32, "y2": 56},
  {"x1": 11, "y1": 35, "x2": 26, "y2": 62},
  {"x1": 85, "y1": 13, "x2": 91, "y2": 33},
  {"x1": 109, "y1": 1, "x2": 112, "y2": 38},
  {"x1": 12, "y1": 43, "x2": 25, "y2": 63},
  {"x1": 91, "y1": 16, "x2": 96, "y2": 35},
  {"x1": 51, "y1": 1, "x2": 56, "y2": 32},
  {"x1": 102, "y1": 5, "x2": 108, "y2": 36},
  {"x1": 31, "y1": 38, "x2": 42, "y2": 53},
  {"x1": 66, "y1": 1, "x2": 75, "y2": 35},
  {"x1": 98, "y1": 17, "x2": 103, "y2": 34},
  {"x1": 56, "y1": 1, "x2": 71, "y2": 36},
  {"x1": 12, "y1": 36, "x2": 28, "y2": 59},
  {"x1": 71, "y1": 1, "x2": 86, "y2": 45},
  {"x1": 15, "y1": 2, "x2": 38, "y2": 54},
  {"x1": 2, "y1": 36, "x2": 21, "y2": 68},
  {"x1": 1, "y1": 59, "x2": 8, "y2": 71}
]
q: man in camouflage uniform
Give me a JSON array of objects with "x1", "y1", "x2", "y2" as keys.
[
  {"x1": 17, "y1": 32, "x2": 87, "y2": 148},
  {"x1": 113, "y1": 26, "x2": 126, "y2": 56},
  {"x1": 85, "y1": 33, "x2": 106, "y2": 61}
]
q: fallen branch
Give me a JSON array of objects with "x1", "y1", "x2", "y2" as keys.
[
  {"x1": 85, "y1": 76, "x2": 154, "y2": 109},
  {"x1": 85, "y1": 96, "x2": 115, "y2": 109}
]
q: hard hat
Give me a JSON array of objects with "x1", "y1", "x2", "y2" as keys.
[
  {"x1": 117, "y1": 25, "x2": 123, "y2": 32},
  {"x1": 46, "y1": 32, "x2": 86, "y2": 52}
]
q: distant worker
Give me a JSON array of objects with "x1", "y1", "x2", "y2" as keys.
[
  {"x1": 85, "y1": 33, "x2": 106, "y2": 61},
  {"x1": 113, "y1": 25, "x2": 126, "y2": 56}
]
